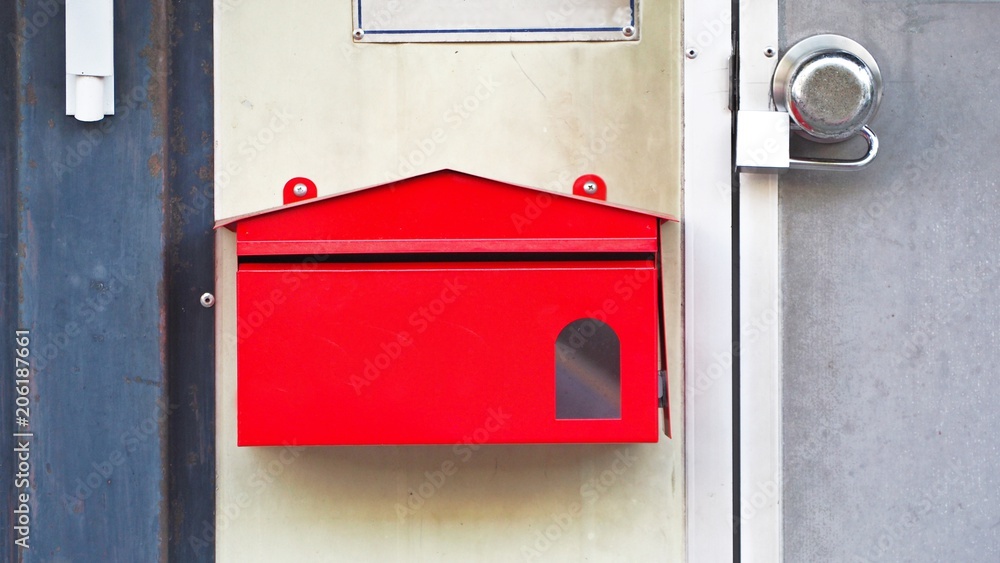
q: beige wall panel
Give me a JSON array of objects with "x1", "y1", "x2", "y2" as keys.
[
  {"x1": 214, "y1": 0, "x2": 680, "y2": 222},
  {"x1": 215, "y1": 225, "x2": 685, "y2": 561},
  {"x1": 215, "y1": 1, "x2": 685, "y2": 559}
]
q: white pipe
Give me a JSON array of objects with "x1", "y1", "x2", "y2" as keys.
[{"x1": 66, "y1": 0, "x2": 114, "y2": 122}]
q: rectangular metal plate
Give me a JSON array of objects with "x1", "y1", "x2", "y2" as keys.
[
  {"x1": 214, "y1": 1, "x2": 680, "y2": 224},
  {"x1": 352, "y1": 0, "x2": 638, "y2": 42},
  {"x1": 237, "y1": 260, "x2": 659, "y2": 445}
]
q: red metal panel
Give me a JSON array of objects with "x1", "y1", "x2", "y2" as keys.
[
  {"x1": 237, "y1": 261, "x2": 660, "y2": 445},
  {"x1": 236, "y1": 171, "x2": 661, "y2": 256},
  {"x1": 237, "y1": 238, "x2": 657, "y2": 256}
]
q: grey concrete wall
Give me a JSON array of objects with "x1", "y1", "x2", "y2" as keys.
[{"x1": 780, "y1": 1, "x2": 1000, "y2": 561}]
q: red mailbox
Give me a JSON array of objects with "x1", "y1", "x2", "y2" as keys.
[{"x1": 229, "y1": 170, "x2": 671, "y2": 446}]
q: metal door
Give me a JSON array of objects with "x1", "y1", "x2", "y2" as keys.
[{"x1": 741, "y1": 1, "x2": 1000, "y2": 560}]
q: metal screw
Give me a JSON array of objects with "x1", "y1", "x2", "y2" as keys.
[
  {"x1": 292, "y1": 183, "x2": 308, "y2": 197},
  {"x1": 765, "y1": 46, "x2": 776, "y2": 58},
  {"x1": 686, "y1": 48, "x2": 698, "y2": 59},
  {"x1": 582, "y1": 181, "x2": 599, "y2": 195},
  {"x1": 622, "y1": 26, "x2": 635, "y2": 38},
  {"x1": 353, "y1": 28, "x2": 365, "y2": 40},
  {"x1": 200, "y1": 293, "x2": 215, "y2": 308}
]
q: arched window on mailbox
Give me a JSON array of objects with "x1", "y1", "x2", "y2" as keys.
[{"x1": 556, "y1": 319, "x2": 622, "y2": 420}]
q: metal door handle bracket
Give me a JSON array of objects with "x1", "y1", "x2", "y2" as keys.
[
  {"x1": 789, "y1": 125, "x2": 879, "y2": 171},
  {"x1": 737, "y1": 34, "x2": 883, "y2": 174}
]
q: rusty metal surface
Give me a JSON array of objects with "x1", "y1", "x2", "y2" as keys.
[
  {"x1": 1, "y1": 1, "x2": 19, "y2": 560},
  {"x1": 164, "y1": 0, "x2": 215, "y2": 560},
  {"x1": 6, "y1": 0, "x2": 170, "y2": 559},
  {"x1": 0, "y1": 0, "x2": 215, "y2": 560}
]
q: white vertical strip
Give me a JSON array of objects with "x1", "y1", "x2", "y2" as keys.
[
  {"x1": 684, "y1": 0, "x2": 735, "y2": 559},
  {"x1": 66, "y1": 0, "x2": 115, "y2": 121},
  {"x1": 65, "y1": 0, "x2": 114, "y2": 75},
  {"x1": 738, "y1": 0, "x2": 782, "y2": 561}
]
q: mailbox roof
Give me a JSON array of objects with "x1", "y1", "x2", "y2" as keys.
[{"x1": 226, "y1": 170, "x2": 673, "y2": 256}]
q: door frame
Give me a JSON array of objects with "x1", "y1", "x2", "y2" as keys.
[
  {"x1": 683, "y1": 0, "x2": 737, "y2": 559},
  {"x1": 737, "y1": 0, "x2": 783, "y2": 560},
  {"x1": 685, "y1": 0, "x2": 784, "y2": 560}
]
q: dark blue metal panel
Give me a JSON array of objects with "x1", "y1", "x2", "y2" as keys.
[
  {"x1": 2, "y1": 1, "x2": 218, "y2": 558},
  {"x1": 5, "y1": 1, "x2": 170, "y2": 560},
  {"x1": 1, "y1": 2, "x2": 20, "y2": 561},
  {"x1": 165, "y1": 1, "x2": 216, "y2": 560},
  {"x1": 2, "y1": 0, "x2": 217, "y2": 560}
]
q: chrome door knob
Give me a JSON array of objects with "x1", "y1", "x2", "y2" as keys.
[
  {"x1": 773, "y1": 34, "x2": 883, "y2": 169},
  {"x1": 736, "y1": 34, "x2": 884, "y2": 173}
]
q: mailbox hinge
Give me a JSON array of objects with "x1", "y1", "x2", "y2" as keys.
[{"x1": 657, "y1": 370, "x2": 667, "y2": 407}]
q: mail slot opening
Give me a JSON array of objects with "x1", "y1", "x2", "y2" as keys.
[{"x1": 555, "y1": 318, "x2": 622, "y2": 420}]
